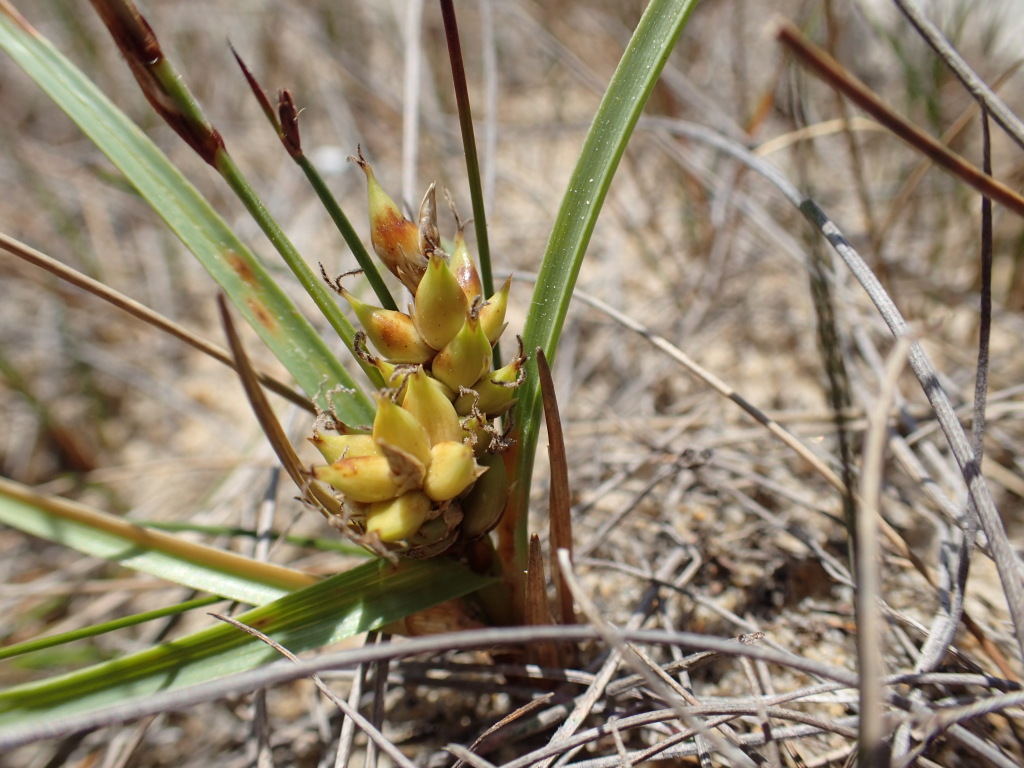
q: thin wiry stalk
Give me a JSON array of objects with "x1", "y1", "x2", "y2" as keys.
[
  {"x1": 803, "y1": 180, "x2": 857, "y2": 556},
  {"x1": 229, "y1": 47, "x2": 396, "y2": 311},
  {"x1": 478, "y1": 0, "x2": 499, "y2": 215},
  {"x1": 217, "y1": 296, "x2": 342, "y2": 520},
  {"x1": 911, "y1": 110, "x2": 997, "y2": 685},
  {"x1": 973, "y1": 107, "x2": 994, "y2": 476},
  {"x1": 776, "y1": 22, "x2": 1024, "y2": 218},
  {"x1": 0, "y1": 232, "x2": 313, "y2": 413},
  {"x1": 0, "y1": 595, "x2": 221, "y2": 661},
  {"x1": 644, "y1": 115, "x2": 1024, "y2": 662},
  {"x1": 857, "y1": 337, "x2": 912, "y2": 766},
  {"x1": 0, "y1": 626, "x2": 869, "y2": 751},
  {"x1": 440, "y1": 0, "x2": 493, "y2": 300},
  {"x1": 891, "y1": 0, "x2": 1024, "y2": 154},
  {"x1": 212, "y1": 616, "x2": 418, "y2": 768}
]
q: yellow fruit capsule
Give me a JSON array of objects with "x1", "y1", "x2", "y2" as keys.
[
  {"x1": 365, "y1": 491, "x2": 432, "y2": 542},
  {"x1": 460, "y1": 452, "x2": 509, "y2": 539},
  {"x1": 372, "y1": 394, "x2": 432, "y2": 469},
  {"x1": 340, "y1": 287, "x2": 435, "y2": 364},
  {"x1": 431, "y1": 317, "x2": 492, "y2": 392},
  {"x1": 450, "y1": 226, "x2": 482, "y2": 304},
  {"x1": 423, "y1": 441, "x2": 486, "y2": 502},
  {"x1": 349, "y1": 148, "x2": 426, "y2": 292},
  {"x1": 455, "y1": 352, "x2": 525, "y2": 417},
  {"x1": 479, "y1": 275, "x2": 511, "y2": 345},
  {"x1": 402, "y1": 367, "x2": 463, "y2": 446},
  {"x1": 413, "y1": 252, "x2": 469, "y2": 350},
  {"x1": 313, "y1": 454, "x2": 417, "y2": 503},
  {"x1": 310, "y1": 432, "x2": 379, "y2": 464}
]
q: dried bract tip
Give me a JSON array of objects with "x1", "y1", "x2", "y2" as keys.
[
  {"x1": 418, "y1": 182, "x2": 441, "y2": 258},
  {"x1": 278, "y1": 89, "x2": 302, "y2": 157}
]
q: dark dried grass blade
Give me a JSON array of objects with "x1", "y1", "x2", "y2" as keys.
[
  {"x1": 524, "y1": 533, "x2": 561, "y2": 669},
  {"x1": 776, "y1": 21, "x2": 1024, "y2": 219},
  {"x1": 536, "y1": 348, "x2": 576, "y2": 626},
  {"x1": 217, "y1": 295, "x2": 341, "y2": 518}
]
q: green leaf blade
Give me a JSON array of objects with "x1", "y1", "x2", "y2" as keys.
[
  {"x1": 0, "y1": 477, "x2": 315, "y2": 605},
  {"x1": 511, "y1": 0, "x2": 700, "y2": 565},
  {"x1": 0, "y1": 9, "x2": 373, "y2": 423},
  {"x1": 0, "y1": 558, "x2": 493, "y2": 736}
]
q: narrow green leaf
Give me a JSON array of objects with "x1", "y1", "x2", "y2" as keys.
[
  {"x1": 0, "y1": 476, "x2": 316, "y2": 606},
  {"x1": 0, "y1": 596, "x2": 222, "y2": 662},
  {"x1": 511, "y1": 0, "x2": 700, "y2": 565},
  {"x1": 0, "y1": 558, "x2": 493, "y2": 732},
  {"x1": 0, "y1": 7, "x2": 373, "y2": 423}
]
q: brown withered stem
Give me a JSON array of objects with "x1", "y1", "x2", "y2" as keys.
[
  {"x1": 776, "y1": 20, "x2": 1024, "y2": 219},
  {"x1": 90, "y1": 0, "x2": 224, "y2": 164},
  {"x1": 524, "y1": 534, "x2": 561, "y2": 669},
  {"x1": 536, "y1": 348, "x2": 576, "y2": 627}
]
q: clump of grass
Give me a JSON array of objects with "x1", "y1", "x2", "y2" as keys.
[{"x1": 2, "y1": 0, "x2": 1024, "y2": 766}]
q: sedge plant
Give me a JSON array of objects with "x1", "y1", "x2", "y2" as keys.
[{"x1": 0, "y1": 0, "x2": 700, "y2": 743}]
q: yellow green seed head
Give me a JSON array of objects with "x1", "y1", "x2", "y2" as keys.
[
  {"x1": 431, "y1": 316, "x2": 493, "y2": 392},
  {"x1": 365, "y1": 491, "x2": 432, "y2": 542},
  {"x1": 313, "y1": 454, "x2": 416, "y2": 503},
  {"x1": 423, "y1": 441, "x2": 486, "y2": 502},
  {"x1": 413, "y1": 252, "x2": 469, "y2": 350},
  {"x1": 372, "y1": 394, "x2": 432, "y2": 469},
  {"x1": 350, "y1": 148, "x2": 426, "y2": 292},
  {"x1": 479, "y1": 275, "x2": 512, "y2": 345},
  {"x1": 401, "y1": 367, "x2": 464, "y2": 446},
  {"x1": 318, "y1": 152, "x2": 521, "y2": 556},
  {"x1": 340, "y1": 287, "x2": 435, "y2": 365},
  {"x1": 450, "y1": 227, "x2": 482, "y2": 304},
  {"x1": 310, "y1": 432, "x2": 379, "y2": 464}
]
